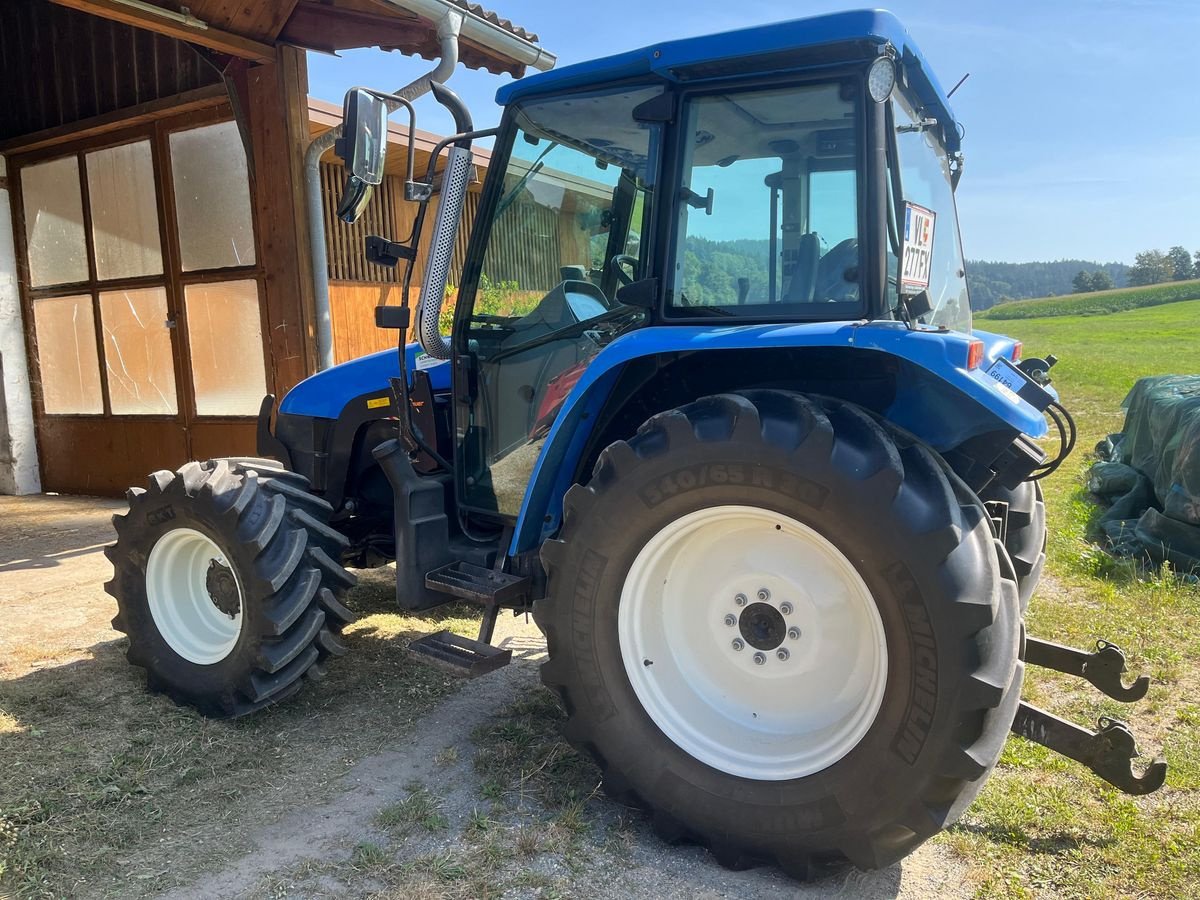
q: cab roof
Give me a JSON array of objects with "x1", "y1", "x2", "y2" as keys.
[{"x1": 496, "y1": 9, "x2": 960, "y2": 152}]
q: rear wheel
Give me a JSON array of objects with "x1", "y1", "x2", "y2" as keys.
[
  {"x1": 537, "y1": 392, "x2": 1022, "y2": 873},
  {"x1": 106, "y1": 459, "x2": 357, "y2": 718}
]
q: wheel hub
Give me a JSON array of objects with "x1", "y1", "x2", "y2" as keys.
[
  {"x1": 145, "y1": 527, "x2": 245, "y2": 665},
  {"x1": 205, "y1": 559, "x2": 241, "y2": 618},
  {"x1": 618, "y1": 505, "x2": 888, "y2": 781},
  {"x1": 737, "y1": 602, "x2": 785, "y2": 651}
]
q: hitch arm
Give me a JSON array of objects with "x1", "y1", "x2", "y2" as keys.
[
  {"x1": 1012, "y1": 702, "x2": 1167, "y2": 795},
  {"x1": 1025, "y1": 637, "x2": 1150, "y2": 702}
]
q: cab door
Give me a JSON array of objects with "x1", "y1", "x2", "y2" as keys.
[{"x1": 452, "y1": 87, "x2": 663, "y2": 518}]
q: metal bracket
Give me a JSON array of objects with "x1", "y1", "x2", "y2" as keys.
[
  {"x1": 1025, "y1": 637, "x2": 1150, "y2": 702},
  {"x1": 1012, "y1": 702, "x2": 1166, "y2": 795}
]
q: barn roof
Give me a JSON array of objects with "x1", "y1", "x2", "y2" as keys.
[{"x1": 49, "y1": 0, "x2": 553, "y2": 77}]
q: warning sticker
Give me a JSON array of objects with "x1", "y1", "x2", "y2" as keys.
[
  {"x1": 901, "y1": 202, "x2": 936, "y2": 293},
  {"x1": 366, "y1": 396, "x2": 390, "y2": 410}
]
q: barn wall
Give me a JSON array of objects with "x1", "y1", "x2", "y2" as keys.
[{"x1": 0, "y1": 154, "x2": 40, "y2": 494}]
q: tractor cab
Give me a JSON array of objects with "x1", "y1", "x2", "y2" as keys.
[{"x1": 333, "y1": 14, "x2": 978, "y2": 520}]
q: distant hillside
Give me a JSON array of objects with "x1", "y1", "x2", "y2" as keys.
[
  {"x1": 966, "y1": 259, "x2": 1129, "y2": 310},
  {"x1": 976, "y1": 278, "x2": 1200, "y2": 320}
]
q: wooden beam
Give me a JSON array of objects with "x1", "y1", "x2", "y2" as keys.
[
  {"x1": 0, "y1": 85, "x2": 228, "y2": 155},
  {"x1": 233, "y1": 46, "x2": 318, "y2": 395},
  {"x1": 47, "y1": 0, "x2": 276, "y2": 63}
]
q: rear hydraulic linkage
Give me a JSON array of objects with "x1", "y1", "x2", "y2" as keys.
[
  {"x1": 1025, "y1": 637, "x2": 1150, "y2": 702},
  {"x1": 1015, "y1": 637, "x2": 1167, "y2": 795}
]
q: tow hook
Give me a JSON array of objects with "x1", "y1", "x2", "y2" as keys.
[
  {"x1": 1017, "y1": 635, "x2": 1166, "y2": 795},
  {"x1": 1012, "y1": 704, "x2": 1167, "y2": 795},
  {"x1": 1025, "y1": 637, "x2": 1150, "y2": 702}
]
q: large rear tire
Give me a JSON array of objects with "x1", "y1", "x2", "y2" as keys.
[
  {"x1": 536, "y1": 392, "x2": 1022, "y2": 874},
  {"x1": 105, "y1": 458, "x2": 357, "y2": 718}
]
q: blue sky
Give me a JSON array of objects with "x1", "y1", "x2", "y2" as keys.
[{"x1": 307, "y1": 0, "x2": 1199, "y2": 264}]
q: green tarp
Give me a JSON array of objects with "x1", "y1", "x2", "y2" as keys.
[{"x1": 1090, "y1": 375, "x2": 1200, "y2": 573}]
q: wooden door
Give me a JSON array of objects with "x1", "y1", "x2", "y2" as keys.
[{"x1": 11, "y1": 109, "x2": 270, "y2": 495}]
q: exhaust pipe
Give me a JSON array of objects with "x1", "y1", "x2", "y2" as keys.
[{"x1": 413, "y1": 82, "x2": 473, "y2": 360}]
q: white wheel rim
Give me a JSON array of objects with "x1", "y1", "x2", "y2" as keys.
[
  {"x1": 618, "y1": 505, "x2": 888, "y2": 781},
  {"x1": 146, "y1": 527, "x2": 244, "y2": 665}
]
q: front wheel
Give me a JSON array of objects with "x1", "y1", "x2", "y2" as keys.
[
  {"x1": 106, "y1": 458, "x2": 357, "y2": 718},
  {"x1": 536, "y1": 392, "x2": 1021, "y2": 874}
]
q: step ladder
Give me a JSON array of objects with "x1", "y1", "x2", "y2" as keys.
[{"x1": 407, "y1": 556, "x2": 531, "y2": 678}]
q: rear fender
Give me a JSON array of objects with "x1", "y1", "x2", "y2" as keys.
[{"x1": 510, "y1": 321, "x2": 1047, "y2": 554}]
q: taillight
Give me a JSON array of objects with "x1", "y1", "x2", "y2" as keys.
[
  {"x1": 1011, "y1": 341, "x2": 1023, "y2": 362},
  {"x1": 967, "y1": 339, "x2": 984, "y2": 370}
]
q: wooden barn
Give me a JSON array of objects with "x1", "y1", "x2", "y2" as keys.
[{"x1": 0, "y1": 0, "x2": 550, "y2": 497}]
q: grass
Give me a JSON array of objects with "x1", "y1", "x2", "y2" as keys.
[
  {"x1": 940, "y1": 299, "x2": 1200, "y2": 897},
  {"x1": 976, "y1": 278, "x2": 1200, "y2": 320},
  {"x1": 0, "y1": 569, "x2": 482, "y2": 900}
]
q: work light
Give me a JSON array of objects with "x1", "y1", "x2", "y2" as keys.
[{"x1": 867, "y1": 56, "x2": 896, "y2": 103}]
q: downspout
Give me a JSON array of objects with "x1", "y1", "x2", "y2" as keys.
[{"x1": 304, "y1": 9, "x2": 464, "y2": 371}]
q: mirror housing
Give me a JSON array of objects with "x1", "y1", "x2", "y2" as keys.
[{"x1": 334, "y1": 88, "x2": 389, "y2": 223}]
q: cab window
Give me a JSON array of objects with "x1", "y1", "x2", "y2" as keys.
[
  {"x1": 890, "y1": 91, "x2": 971, "y2": 332},
  {"x1": 668, "y1": 82, "x2": 863, "y2": 317}
]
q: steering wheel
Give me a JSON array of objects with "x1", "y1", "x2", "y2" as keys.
[{"x1": 609, "y1": 254, "x2": 638, "y2": 287}]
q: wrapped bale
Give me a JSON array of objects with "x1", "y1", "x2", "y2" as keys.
[{"x1": 1093, "y1": 375, "x2": 1200, "y2": 572}]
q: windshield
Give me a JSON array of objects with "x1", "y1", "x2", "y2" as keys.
[
  {"x1": 890, "y1": 90, "x2": 972, "y2": 333},
  {"x1": 458, "y1": 86, "x2": 660, "y2": 517},
  {"x1": 669, "y1": 82, "x2": 864, "y2": 318}
]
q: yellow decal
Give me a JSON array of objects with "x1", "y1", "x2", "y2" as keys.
[{"x1": 366, "y1": 396, "x2": 390, "y2": 410}]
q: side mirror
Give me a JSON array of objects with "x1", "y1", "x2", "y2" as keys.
[{"x1": 334, "y1": 88, "x2": 389, "y2": 223}]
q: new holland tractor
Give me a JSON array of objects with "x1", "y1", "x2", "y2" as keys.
[{"x1": 106, "y1": 9, "x2": 1167, "y2": 875}]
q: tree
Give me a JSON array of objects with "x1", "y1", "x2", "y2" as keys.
[
  {"x1": 1167, "y1": 246, "x2": 1194, "y2": 281},
  {"x1": 1087, "y1": 270, "x2": 1115, "y2": 291},
  {"x1": 1072, "y1": 270, "x2": 1093, "y2": 293},
  {"x1": 1128, "y1": 250, "x2": 1174, "y2": 286},
  {"x1": 1194, "y1": 250, "x2": 1200, "y2": 279}
]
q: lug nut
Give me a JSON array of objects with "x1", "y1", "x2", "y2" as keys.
[
  {"x1": 731, "y1": 638, "x2": 745, "y2": 651},
  {"x1": 753, "y1": 652, "x2": 766, "y2": 665},
  {"x1": 735, "y1": 593, "x2": 748, "y2": 606},
  {"x1": 788, "y1": 627, "x2": 801, "y2": 640},
  {"x1": 724, "y1": 614, "x2": 737, "y2": 627},
  {"x1": 779, "y1": 601, "x2": 793, "y2": 615},
  {"x1": 776, "y1": 648, "x2": 790, "y2": 662},
  {"x1": 757, "y1": 588, "x2": 770, "y2": 601}
]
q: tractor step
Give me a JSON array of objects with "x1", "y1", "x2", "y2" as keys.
[
  {"x1": 1011, "y1": 702, "x2": 1167, "y2": 795},
  {"x1": 425, "y1": 560, "x2": 531, "y2": 605},
  {"x1": 408, "y1": 629, "x2": 512, "y2": 678}
]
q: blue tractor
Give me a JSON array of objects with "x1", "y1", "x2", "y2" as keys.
[{"x1": 107, "y1": 9, "x2": 1165, "y2": 875}]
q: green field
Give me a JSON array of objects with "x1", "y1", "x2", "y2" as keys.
[
  {"x1": 977, "y1": 278, "x2": 1200, "y2": 321},
  {"x1": 942, "y1": 300, "x2": 1200, "y2": 897}
]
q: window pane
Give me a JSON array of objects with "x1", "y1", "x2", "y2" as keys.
[
  {"x1": 99, "y1": 288, "x2": 178, "y2": 415},
  {"x1": 32, "y1": 294, "x2": 103, "y2": 414},
  {"x1": 671, "y1": 83, "x2": 863, "y2": 314},
  {"x1": 21, "y1": 157, "x2": 89, "y2": 287},
  {"x1": 86, "y1": 141, "x2": 163, "y2": 280},
  {"x1": 170, "y1": 122, "x2": 257, "y2": 271},
  {"x1": 185, "y1": 280, "x2": 266, "y2": 416}
]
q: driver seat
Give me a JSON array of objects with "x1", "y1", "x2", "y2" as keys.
[{"x1": 782, "y1": 233, "x2": 820, "y2": 302}]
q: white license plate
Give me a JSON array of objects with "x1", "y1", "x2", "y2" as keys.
[{"x1": 985, "y1": 358, "x2": 1026, "y2": 395}]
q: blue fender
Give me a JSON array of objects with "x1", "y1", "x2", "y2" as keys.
[
  {"x1": 279, "y1": 345, "x2": 451, "y2": 419},
  {"x1": 510, "y1": 321, "x2": 1048, "y2": 554}
]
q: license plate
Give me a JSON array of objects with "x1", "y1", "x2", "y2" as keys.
[{"x1": 985, "y1": 357, "x2": 1026, "y2": 393}]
